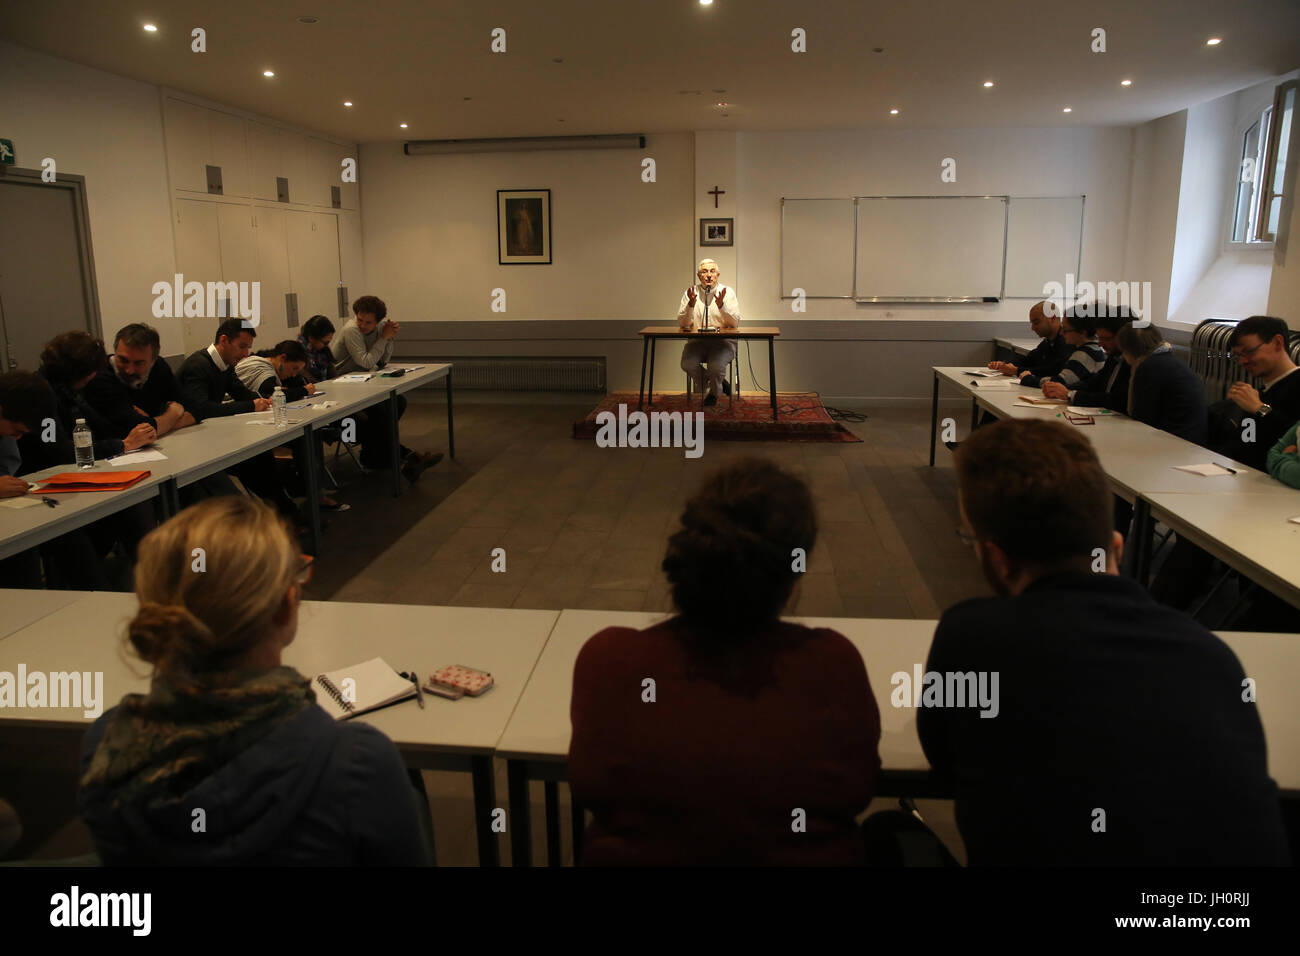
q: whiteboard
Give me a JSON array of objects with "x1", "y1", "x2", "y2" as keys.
[
  {"x1": 780, "y1": 199, "x2": 855, "y2": 297},
  {"x1": 1005, "y1": 196, "x2": 1084, "y2": 298},
  {"x1": 854, "y1": 197, "x2": 1007, "y2": 301}
]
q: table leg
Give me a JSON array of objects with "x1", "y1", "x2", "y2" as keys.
[
  {"x1": 471, "y1": 755, "x2": 500, "y2": 867},
  {"x1": 388, "y1": 391, "x2": 402, "y2": 498},
  {"x1": 638, "y1": 335, "x2": 649, "y2": 410},
  {"x1": 300, "y1": 424, "x2": 323, "y2": 556},
  {"x1": 445, "y1": 371, "x2": 455, "y2": 459},
  {"x1": 408, "y1": 768, "x2": 438, "y2": 866},
  {"x1": 570, "y1": 792, "x2": 585, "y2": 865},
  {"x1": 648, "y1": 338, "x2": 657, "y2": 408},
  {"x1": 929, "y1": 373, "x2": 939, "y2": 467},
  {"x1": 507, "y1": 759, "x2": 532, "y2": 867},
  {"x1": 544, "y1": 780, "x2": 561, "y2": 867},
  {"x1": 768, "y1": 336, "x2": 778, "y2": 421},
  {"x1": 1132, "y1": 498, "x2": 1153, "y2": 587},
  {"x1": 970, "y1": 396, "x2": 979, "y2": 432}
]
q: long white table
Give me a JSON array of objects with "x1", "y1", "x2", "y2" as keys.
[
  {"x1": 0, "y1": 591, "x2": 555, "y2": 866},
  {"x1": 0, "y1": 589, "x2": 93, "y2": 640},
  {"x1": 928, "y1": 366, "x2": 1300, "y2": 594}
]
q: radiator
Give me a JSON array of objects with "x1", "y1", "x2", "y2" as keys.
[{"x1": 416, "y1": 356, "x2": 606, "y2": 392}]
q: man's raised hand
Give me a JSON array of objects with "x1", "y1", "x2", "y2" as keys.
[
  {"x1": 714, "y1": 289, "x2": 726, "y2": 309},
  {"x1": 686, "y1": 287, "x2": 697, "y2": 307}
]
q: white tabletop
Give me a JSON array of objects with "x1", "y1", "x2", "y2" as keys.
[
  {"x1": 1144, "y1": 493, "x2": 1300, "y2": 611},
  {"x1": 0, "y1": 588, "x2": 93, "y2": 640},
  {"x1": 0, "y1": 593, "x2": 558, "y2": 759}
]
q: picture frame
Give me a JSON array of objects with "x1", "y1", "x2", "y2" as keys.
[
  {"x1": 700, "y1": 217, "x2": 734, "y2": 246},
  {"x1": 498, "y1": 189, "x2": 552, "y2": 264}
]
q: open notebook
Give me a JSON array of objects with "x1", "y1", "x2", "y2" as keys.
[{"x1": 311, "y1": 657, "x2": 416, "y2": 720}]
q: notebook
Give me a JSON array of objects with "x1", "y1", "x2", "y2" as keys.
[
  {"x1": 35, "y1": 470, "x2": 151, "y2": 493},
  {"x1": 312, "y1": 657, "x2": 416, "y2": 720}
]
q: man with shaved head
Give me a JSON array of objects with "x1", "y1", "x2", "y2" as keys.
[{"x1": 988, "y1": 300, "x2": 1072, "y2": 384}]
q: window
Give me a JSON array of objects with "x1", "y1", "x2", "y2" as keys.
[{"x1": 1232, "y1": 79, "x2": 1296, "y2": 244}]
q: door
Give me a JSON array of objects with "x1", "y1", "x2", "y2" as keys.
[{"x1": 0, "y1": 177, "x2": 100, "y2": 371}]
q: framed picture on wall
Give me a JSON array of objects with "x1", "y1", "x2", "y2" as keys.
[
  {"x1": 700, "y1": 217, "x2": 733, "y2": 246},
  {"x1": 498, "y1": 189, "x2": 552, "y2": 264}
]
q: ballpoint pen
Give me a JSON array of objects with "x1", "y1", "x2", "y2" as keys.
[
  {"x1": 41, "y1": 497, "x2": 60, "y2": 508},
  {"x1": 412, "y1": 668, "x2": 425, "y2": 709}
]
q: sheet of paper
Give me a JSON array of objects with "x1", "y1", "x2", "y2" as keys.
[
  {"x1": 1012, "y1": 401, "x2": 1057, "y2": 409},
  {"x1": 336, "y1": 373, "x2": 374, "y2": 382},
  {"x1": 1173, "y1": 463, "x2": 1236, "y2": 477},
  {"x1": 383, "y1": 365, "x2": 425, "y2": 373},
  {"x1": 0, "y1": 496, "x2": 44, "y2": 510},
  {"x1": 968, "y1": 368, "x2": 1004, "y2": 377},
  {"x1": 969, "y1": 379, "x2": 1022, "y2": 389},
  {"x1": 104, "y1": 449, "x2": 168, "y2": 465},
  {"x1": 1067, "y1": 405, "x2": 1112, "y2": 415}
]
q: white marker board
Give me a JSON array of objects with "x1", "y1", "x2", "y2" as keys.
[
  {"x1": 1004, "y1": 196, "x2": 1085, "y2": 298},
  {"x1": 854, "y1": 196, "x2": 1007, "y2": 302},
  {"x1": 780, "y1": 199, "x2": 855, "y2": 297}
]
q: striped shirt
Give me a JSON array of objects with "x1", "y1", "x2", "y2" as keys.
[{"x1": 1025, "y1": 341, "x2": 1106, "y2": 389}]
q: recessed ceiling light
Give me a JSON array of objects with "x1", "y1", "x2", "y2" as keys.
[
  {"x1": 1121, "y1": 79, "x2": 1132, "y2": 86},
  {"x1": 889, "y1": 108, "x2": 899, "y2": 115},
  {"x1": 263, "y1": 70, "x2": 275, "y2": 77},
  {"x1": 1206, "y1": 37, "x2": 1221, "y2": 46},
  {"x1": 399, "y1": 123, "x2": 408, "y2": 129},
  {"x1": 1063, "y1": 107, "x2": 1072, "y2": 113},
  {"x1": 983, "y1": 81, "x2": 994, "y2": 88},
  {"x1": 700, "y1": 0, "x2": 714, "y2": 6},
  {"x1": 143, "y1": 23, "x2": 158, "y2": 33},
  {"x1": 343, "y1": 101, "x2": 353, "y2": 107}
]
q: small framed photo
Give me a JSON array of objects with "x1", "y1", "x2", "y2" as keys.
[
  {"x1": 498, "y1": 189, "x2": 552, "y2": 264},
  {"x1": 700, "y1": 217, "x2": 733, "y2": 246}
]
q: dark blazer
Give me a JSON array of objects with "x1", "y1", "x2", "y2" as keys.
[
  {"x1": 1128, "y1": 350, "x2": 1208, "y2": 446},
  {"x1": 918, "y1": 571, "x2": 1289, "y2": 866},
  {"x1": 569, "y1": 617, "x2": 881, "y2": 865},
  {"x1": 177, "y1": 348, "x2": 260, "y2": 420},
  {"x1": 1019, "y1": 334, "x2": 1073, "y2": 381},
  {"x1": 82, "y1": 358, "x2": 192, "y2": 438},
  {"x1": 1214, "y1": 368, "x2": 1300, "y2": 471},
  {"x1": 15, "y1": 367, "x2": 125, "y2": 474},
  {"x1": 1073, "y1": 353, "x2": 1130, "y2": 411},
  {"x1": 78, "y1": 700, "x2": 427, "y2": 866}
]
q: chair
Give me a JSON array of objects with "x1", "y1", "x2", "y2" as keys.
[
  {"x1": 685, "y1": 353, "x2": 739, "y2": 409},
  {"x1": 316, "y1": 423, "x2": 367, "y2": 487}
]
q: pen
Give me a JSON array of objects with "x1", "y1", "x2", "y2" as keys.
[
  {"x1": 1219, "y1": 464, "x2": 1238, "y2": 474},
  {"x1": 412, "y1": 668, "x2": 425, "y2": 709},
  {"x1": 41, "y1": 496, "x2": 59, "y2": 508}
]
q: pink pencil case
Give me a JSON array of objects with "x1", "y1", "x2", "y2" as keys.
[{"x1": 425, "y1": 665, "x2": 494, "y2": 699}]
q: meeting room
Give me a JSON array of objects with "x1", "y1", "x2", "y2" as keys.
[{"x1": 0, "y1": 0, "x2": 1298, "y2": 927}]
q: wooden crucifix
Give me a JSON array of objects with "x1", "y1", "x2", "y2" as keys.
[{"x1": 708, "y1": 185, "x2": 725, "y2": 208}]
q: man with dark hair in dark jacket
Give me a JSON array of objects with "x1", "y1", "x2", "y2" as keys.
[{"x1": 923, "y1": 418, "x2": 1289, "y2": 865}]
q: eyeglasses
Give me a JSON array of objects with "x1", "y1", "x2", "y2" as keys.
[
  {"x1": 295, "y1": 553, "x2": 314, "y2": 585},
  {"x1": 1231, "y1": 342, "x2": 1266, "y2": 361},
  {"x1": 955, "y1": 526, "x2": 978, "y2": 548}
]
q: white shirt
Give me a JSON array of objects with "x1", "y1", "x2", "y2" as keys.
[
  {"x1": 677, "y1": 284, "x2": 741, "y2": 333},
  {"x1": 206, "y1": 344, "x2": 228, "y2": 372}
]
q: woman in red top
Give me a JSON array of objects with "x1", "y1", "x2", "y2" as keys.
[{"x1": 569, "y1": 457, "x2": 881, "y2": 865}]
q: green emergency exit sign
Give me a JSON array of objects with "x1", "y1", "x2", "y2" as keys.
[{"x1": 0, "y1": 139, "x2": 14, "y2": 165}]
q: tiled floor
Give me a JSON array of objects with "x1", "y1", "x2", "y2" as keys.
[{"x1": 16, "y1": 397, "x2": 983, "y2": 865}]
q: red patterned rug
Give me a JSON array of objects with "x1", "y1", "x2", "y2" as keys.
[{"x1": 572, "y1": 391, "x2": 861, "y2": 443}]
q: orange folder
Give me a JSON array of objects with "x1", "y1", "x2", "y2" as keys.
[{"x1": 35, "y1": 470, "x2": 152, "y2": 493}]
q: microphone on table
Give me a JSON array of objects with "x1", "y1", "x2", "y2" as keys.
[{"x1": 701, "y1": 283, "x2": 713, "y2": 330}]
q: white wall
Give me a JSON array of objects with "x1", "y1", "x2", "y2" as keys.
[
  {"x1": 359, "y1": 135, "x2": 694, "y2": 321},
  {"x1": 0, "y1": 41, "x2": 179, "y2": 352},
  {"x1": 1123, "y1": 111, "x2": 1186, "y2": 326}
]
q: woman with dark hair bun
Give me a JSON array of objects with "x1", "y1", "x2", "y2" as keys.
[{"x1": 568, "y1": 457, "x2": 881, "y2": 865}]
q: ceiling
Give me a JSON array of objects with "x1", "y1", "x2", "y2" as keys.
[{"x1": 2, "y1": 0, "x2": 1298, "y2": 143}]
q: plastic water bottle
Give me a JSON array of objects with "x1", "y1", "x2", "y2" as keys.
[
  {"x1": 272, "y1": 386, "x2": 287, "y2": 427},
  {"x1": 73, "y1": 418, "x2": 94, "y2": 469}
]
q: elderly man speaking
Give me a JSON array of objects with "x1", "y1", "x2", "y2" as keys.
[{"x1": 676, "y1": 258, "x2": 741, "y2": 406}]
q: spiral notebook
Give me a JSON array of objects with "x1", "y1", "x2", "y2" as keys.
[{"x1": 312, "y1": 657, "x2": 416, "y2": 721}]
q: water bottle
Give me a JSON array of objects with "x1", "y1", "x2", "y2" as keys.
[
  {"x1": 73, "y1": 418, "x2": 95, "y2": 470},
  {"x1": 272, "y1": 386, "x2": 287, "y2": 427}
]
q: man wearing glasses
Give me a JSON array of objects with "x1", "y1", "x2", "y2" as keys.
[{"x1": 1218, "y1": 315, "x2": 1299, "y2": 471}]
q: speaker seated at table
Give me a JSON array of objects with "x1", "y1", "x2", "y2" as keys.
[{"x1": 677, "y1": 259, "x2": 740, "y2": 407}]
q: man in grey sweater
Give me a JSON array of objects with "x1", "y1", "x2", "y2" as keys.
[{"x1": 330, "y1": 295, "x2": 441, "y2": 481}]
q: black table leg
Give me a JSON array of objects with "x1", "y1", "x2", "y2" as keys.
[
  {"x1": 638, "y1": 335, "x2": 649, "y2": 410},
  {"x1": 388, "y1": 391, "x2": 402, "y2": 497},
  {"x1": 544, "y1": 780, "x2": 561, "y2": 867},
  {"x1": 507, "y1": 759, "x2": 532, "y2": 867},
  {"x1": 768, "y1": 336, "x2": 778, "y2": 421},
  {"x1": 570, "y1": 793, "x2": 585, "y2": 865},
  {"x1": 647, "y1": 337, "x2": 657, "y2": 408},
  {"x1": 470, "y1": 755, "x2": 500, "y2": 867},
  {"x1": 929, "y1": 373, "x2": 939, "y2": 467},
  {"x1": 970, "y1": 396, "x2": 979, "y2": 432},
  {"x1": 300, "y1": 424, "x2": 323, "y2": 555},
  {"x1": 1133, "y1": 498, "x2": 1153, "y2": 587},
  {"x1": 445, "y1": 371, "x2": 455, "y2": 459}
]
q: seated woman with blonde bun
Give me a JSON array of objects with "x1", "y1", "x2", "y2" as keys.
[{"x1": 78, "y1": 496, "x2": 428, "y2": 865}]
